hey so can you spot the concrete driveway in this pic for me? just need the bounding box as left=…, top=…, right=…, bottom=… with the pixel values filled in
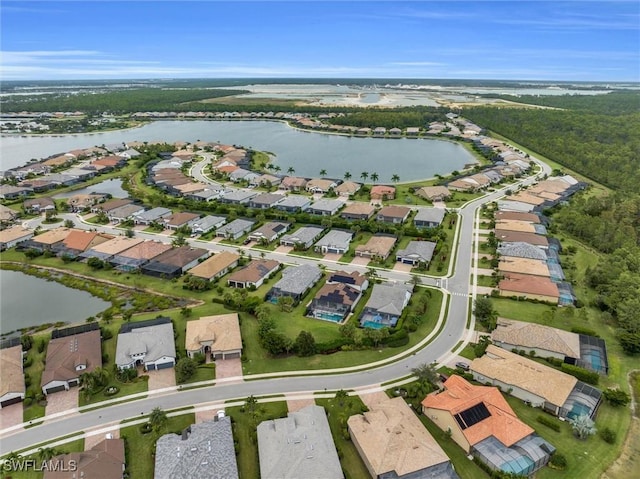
left=322, top=253, right=342, bottom=262
left=0, top=403, right=24, bottom=431
left=146, top=368, right=176, bottom=390
left=286, top=397, right=315, bottom=413
left=350, top=256, right=370, bottom=266
left=393, top=262, right=414, bottom=272
left=215, top=358, right=243, bottom=383
left=45, top=389, right=79, bottom=417
left=275, top=245, right=293, bottom=254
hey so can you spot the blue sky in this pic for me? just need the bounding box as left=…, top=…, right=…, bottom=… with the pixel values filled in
left=1, top=1, right=638, bottom=81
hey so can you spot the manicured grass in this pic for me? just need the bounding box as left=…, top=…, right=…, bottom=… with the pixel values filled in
left=315, top=395, right=371, bottom=479
left=226, top=401, right=288, bottom=479
left=79, top=376, right=149, bottom=407
left=418, top=415, right=491, bottom=479
left=505, top=396, right=628, bottom=479
left=120, top=413, right=195, bottom=479
left=22, top=333, right=50, bottom=423
left=475, top=275, right=496, bottom=287
left=6, top=439, right=85, bottom=479
left=183, top=363, right=216, bottom=384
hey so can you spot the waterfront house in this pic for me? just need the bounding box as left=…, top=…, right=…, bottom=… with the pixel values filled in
left=227, top=259, right=280, bottom=289
left=306, top=178, right=337, bottom=194
left=185, top=313, right=243, bottom=361
left=55, top=230, right=114, bottom=258
left=109, top=240, right=172, bottom=272
left=415, top=186, right=451, bottom=202
left=334, top=181, right=361, bottom=197
left=279, top=176, right=308, bottom=192
left=498, top=272, right=559, bottom=303
left=154, top=418, right=238, bottom=479
left=257, top=405, right=343, bottom=479
left=41, top=325, right=102, bottom=395
left=187, top=251, right=240, bottom=281
left=370, top=185, right=395, bottom=200
left=0, top=341, right=25, bottom=408
left=0, top=226, right=34, bottom=251
left=348, top=397, right=459, bottom=479
left=422, top=375, right=555, bottom=477
left=115, top=317, right=176, bottom=370
left=79, top=236, right=144, bottom=262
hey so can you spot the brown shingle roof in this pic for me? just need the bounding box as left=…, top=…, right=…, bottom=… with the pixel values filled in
left=495, top=230, right=549, bottom=247
left=165, top=212, right=199, bottom=227
left=118, top=240, right=172, bottom=260
left=494, top=211, right=541, bottom=223
left=341, top=202, right=375, bottom=217
left=227, top=259, right=279, bottom=284
left=355, top=235, right=397, bottom=258
left=151, top=246, right=208, bottom=268
left=378, top=205, right=410, bottom=219
left=495, top=220, right=537, bottom=234
left=499, top=272, right=559, bottom=298
left=41, top=330, right=102, bottom=386
left=95, top=198, right=132, bottom=212
left=44, top=439, right=125, bottom=479
left=422, top=375, right=534, bottom=447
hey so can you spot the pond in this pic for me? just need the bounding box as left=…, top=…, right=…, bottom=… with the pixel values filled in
left=1, top=120, right=476, bottom=182
left=53, top=178, right=129, bottom=199
left=0, top=270, right=110, bottom=335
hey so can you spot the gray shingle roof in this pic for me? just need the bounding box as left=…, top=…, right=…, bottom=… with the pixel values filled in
left=276, top=195, right=311, bottom=209
left=115, top=322, right=176, bottom=367
left=396, top=241, right=437, bottom=263
left=414, top=208, right=445, bottom=225
left=364, top=283, right=412, bottom=316
left=314, top=230, right=353, bottom=250
left=272, top=264, right=322, bottom=295
left=155, top=417, right=238, bottom=479
left=257, top=405, right=343, bottom=479
left=216, top=219, right=254, bottom=236
left=497, top=242, right=547, bottom=261
left=281, top=226, right=324, bottom=246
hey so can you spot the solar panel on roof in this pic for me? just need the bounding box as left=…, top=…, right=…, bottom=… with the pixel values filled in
left=455, top=402, right=491, bottom=429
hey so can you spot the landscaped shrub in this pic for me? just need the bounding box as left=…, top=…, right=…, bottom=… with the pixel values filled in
left=602, top=388, right=631, bottom=407
left=316, top=338, right=350, bottom=354
left=571, top=326, right=599, bottom=337
left=599, top=427, right=617, bottom=444
left=549, top=453, right=567, bottom=470
left=544, top=356, right=564, bottom=367
left=536, top=415, right=561, bottom=432
left=560, top=363, right=599, bottom=385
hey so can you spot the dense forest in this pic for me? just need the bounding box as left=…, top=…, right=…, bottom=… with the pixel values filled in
left=465, top=92, right=640, bottom=354
left=464, top=103, right=640, bottom=192
left=327, top=107, right=446, bottom=129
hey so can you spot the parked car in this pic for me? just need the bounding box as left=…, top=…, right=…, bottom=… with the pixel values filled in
left=455, top=361, right=470, bottom=371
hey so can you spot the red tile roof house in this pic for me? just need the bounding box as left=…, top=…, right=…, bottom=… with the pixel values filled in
left=498, top=272, right=560, bottom=304
left=422, top=375, right=555, bottom=477
left=227, top=259, right=280, bottom=289
left=41, top=328, right=102, bottom=395
left=376, top=205, right=411, bottom=224
left=370, top=185, right=396, bottom=200
left=279, top=176, right=308, bottom=192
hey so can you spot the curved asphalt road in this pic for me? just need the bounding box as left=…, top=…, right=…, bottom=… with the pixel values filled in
left=1, top=153, right=551, bottom=454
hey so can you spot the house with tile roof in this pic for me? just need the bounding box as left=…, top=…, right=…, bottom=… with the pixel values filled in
left=41, top=328, right=102, bottom=395
left=422, top=375, right=555, bottom=477
left=349, top=397, right=459, bottom=479
left=154, top=417, right=238, bottom=479
left=0, top=226, right=34, bottom=251
left=334, top=181, right=361, bottom=197
left=491, top=318, right=609, bottom=374
left=415, top=185, right=452, bottom=202
left=471, top=345, right=602, bottom=419
left=359, top=282, right=412, bottom=328
left=185, top=314, right=243, bottom=360
left=187, top=251, right=240, bottom=282
left=109, top=240, right=172, bottom=272
left=115, top=317, right=176, bottom=370
left=20, top=227, right=71, bottom=252
left=79, top=236, right=143, bottom=262
left=44, top=438, right=125, bottom=479
left=498, top=257, right=551, bottom=278
left=498, top=272, right=559, bottom=303
left=0, top=343, right=25, bottom=408
left=495, top=230, right=549, bottom=248
left=227, top=259, right=280, bottom=289
left=279, top=176, right=308, bottom=192
left=257, top=405, right=343, bottom=479
left=306, top=178, right=337, bottom=194
left=370, top=185, right=396, bottom=200
left=55, top=230, right=114, bottom=258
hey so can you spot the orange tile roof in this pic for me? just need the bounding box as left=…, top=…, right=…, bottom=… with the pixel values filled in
left=422, top=375, right=533, bottom=447
left=499, top=272, right=559, bottom=298
left=62, top=230, right=113, bottom=252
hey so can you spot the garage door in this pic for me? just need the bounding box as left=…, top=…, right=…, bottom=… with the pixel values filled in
left=45, top=385, right=66, bottom=394
left=224, top=352, right=241, bottom=360
left=155, top=361, right=174, bottom=370
left=1, top=397, right=23, bottom=408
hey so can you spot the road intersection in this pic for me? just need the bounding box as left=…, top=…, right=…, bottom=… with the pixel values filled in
left=1, top=154, right=551, bottom=455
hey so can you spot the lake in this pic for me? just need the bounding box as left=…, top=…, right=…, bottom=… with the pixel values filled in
left=53, top=178, right=129, bottom=199
left=0, top=120, right=476, bottom=182
left=0, top=270, right=110, bottom=334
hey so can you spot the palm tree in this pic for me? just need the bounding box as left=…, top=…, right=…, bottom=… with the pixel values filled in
left=37, top=447, right=58, bottom=462
left=287, top=166, right=295, bottom=175
left=319, top=169, right=327, bottom=177
left=149, top=407, right=168, bottom=434
left=335, top=389, right=349, bottom=408
left=344, top=171, right=352, bottom=181
left=370, top=172, right=379, bottom=183
left=360, top=171, right=369, bottom=183
left=273, top=165, right=281, bottom=173
left=391, top=173, right=400, bottom=183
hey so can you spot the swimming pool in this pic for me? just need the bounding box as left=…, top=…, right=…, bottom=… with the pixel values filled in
left=314, top=312, right=344, bottom=323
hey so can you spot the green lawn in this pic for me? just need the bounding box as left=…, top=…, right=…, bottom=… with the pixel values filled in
left=315, top=395, right=371, bottom=479
left=226, top=401, right=288, bottom=479
left=475, top=275, right=496, bottom=287
left=120, top=413, right=195, bottom=479
left=183, top=363, right=216, bottom=384
left=22, top=333, right=49, bottom=423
